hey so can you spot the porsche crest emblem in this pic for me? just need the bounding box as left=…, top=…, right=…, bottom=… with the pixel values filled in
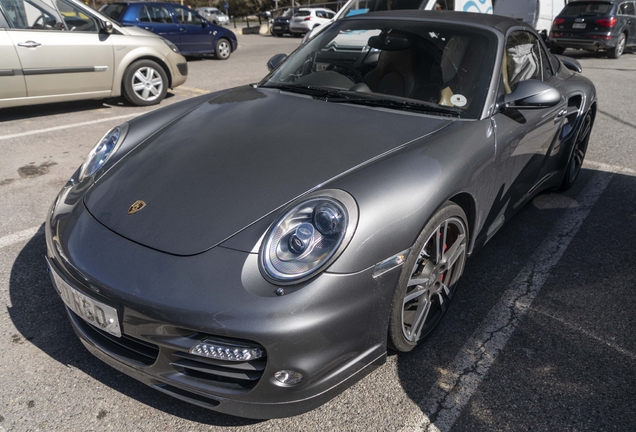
left=128, top=200, right=146, bottom=215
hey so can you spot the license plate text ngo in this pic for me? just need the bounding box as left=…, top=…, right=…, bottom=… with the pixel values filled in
left=48, top=262, right=122, bottom=337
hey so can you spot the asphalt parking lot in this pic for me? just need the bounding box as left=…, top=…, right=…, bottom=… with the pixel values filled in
left=1, top=31, right=635, bottom=431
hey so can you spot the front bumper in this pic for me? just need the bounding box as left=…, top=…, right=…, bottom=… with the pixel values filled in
left=167, top=52, right=188, bottom=88
left=45, top=185, right=397, bottom=418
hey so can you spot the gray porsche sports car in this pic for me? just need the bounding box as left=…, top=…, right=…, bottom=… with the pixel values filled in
left=46, top=11, right=596, bottom=419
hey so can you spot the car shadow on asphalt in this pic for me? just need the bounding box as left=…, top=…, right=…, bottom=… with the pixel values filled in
left=0, top=93, right=177, bottom=123
left=395, top=168, right=636, bottom=430
left=6, top=226, right=261, bottom=426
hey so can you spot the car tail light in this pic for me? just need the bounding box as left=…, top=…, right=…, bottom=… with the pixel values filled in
left=553, top=17, right=565, bottom=26
left=304, top=17, right=311, bottom=21
left=595, top=17, right=617, bottom=27
left=589, top=35, right=613, bottom=39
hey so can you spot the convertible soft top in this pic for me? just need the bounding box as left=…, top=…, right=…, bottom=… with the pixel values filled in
left=346, top=9, right=535, bottom=34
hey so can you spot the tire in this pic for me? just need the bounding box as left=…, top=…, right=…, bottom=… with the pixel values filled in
left=608, top=33, right=626, bottom=59
left=388, top=202, right=468, bottom=352
left=215, top=38, right=231, bottom=60
left=550, top=46, right=566, bottom=55
left=559, top=110, right=593, bottom=191
left=122, top=59, right=168, bottom=106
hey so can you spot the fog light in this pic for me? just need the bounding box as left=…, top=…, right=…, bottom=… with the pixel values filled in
left=190, top=339, right=264, bottom=362
left=274, top=370, right=303, bottom=385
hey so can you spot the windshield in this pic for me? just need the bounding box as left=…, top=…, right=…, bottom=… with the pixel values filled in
left=259, top=19, right=497, bottom=119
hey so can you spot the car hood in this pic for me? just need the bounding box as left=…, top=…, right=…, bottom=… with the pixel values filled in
left=118, top=24, right=158, bottom=38
left=84, top=86, right=452, bottom=256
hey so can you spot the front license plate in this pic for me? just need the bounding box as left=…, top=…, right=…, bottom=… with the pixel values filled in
left=48, top=262, right=121, bottom=337
left=273, top=25, right=281, bottom=29
left=573, top=23, right=586, bottom=29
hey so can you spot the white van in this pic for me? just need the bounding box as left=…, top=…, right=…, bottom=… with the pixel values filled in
left=303, top=0, right=493, bottom=41
left=494, top=0, right=565, bottom=36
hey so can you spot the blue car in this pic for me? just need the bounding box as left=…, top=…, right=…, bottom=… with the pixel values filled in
left=100, top=2, right=237, bottom=59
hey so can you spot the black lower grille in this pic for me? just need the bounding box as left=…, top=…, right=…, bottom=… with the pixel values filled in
left=69, top=308, right=159, bottom=366
left=171, top=348, right=266, bottom=391
left=156, top=383, right=220, bottom=408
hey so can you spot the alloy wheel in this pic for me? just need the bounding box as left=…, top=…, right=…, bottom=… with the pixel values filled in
left=131, top=67, right=163, bottom=102
left=401, top=216, right=467, bottom=343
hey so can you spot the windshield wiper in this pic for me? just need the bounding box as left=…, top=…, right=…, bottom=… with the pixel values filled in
left=260, top=84, right=461, bottom=116
left=259, top=83, right=347, bottom=99
left=327, top=97, right=462, bottom=117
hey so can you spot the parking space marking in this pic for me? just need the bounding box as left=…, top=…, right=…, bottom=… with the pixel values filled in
left=0, top=114, right=137, bottom=142
left=530, top=307, right=636, bottom=361
left=0, top=225, right=43, bottom=250
left=173, top=86, right=211, bottom=96
left=584, top=159, right=636, bottom=176
left=403, top=171, right=614, bottom=432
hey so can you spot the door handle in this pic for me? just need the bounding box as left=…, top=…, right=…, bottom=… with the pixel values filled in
left=554, top=109, right=567, bottom=124
left=17, top=40, right=41, bottom=48
left=144, top=26, right=152, bottom=30
left=180, top=27, right=186, bottom=32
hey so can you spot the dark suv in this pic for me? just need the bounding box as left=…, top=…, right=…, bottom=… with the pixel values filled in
left=549, top=0, right=636, bottom=58
left=270, top=7, right=299, bottom=37
left=100, top=2, right=237, bottom=59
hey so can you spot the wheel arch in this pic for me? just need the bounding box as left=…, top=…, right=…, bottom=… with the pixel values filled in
left=111, top=50, right=174, bottom=97
left=216, top=36, right=234, bottom=52
left=449, top=192, right=477, bottom=254
left=120, top=56, right=174, bottom=92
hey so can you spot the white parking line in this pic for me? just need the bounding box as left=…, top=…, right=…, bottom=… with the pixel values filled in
left=584, top=159, right=636, bottom=176
left=0, top=225, right=44, bottom=250
left=0, top=114, right=137, bottom=142
left=403, top=171, right=614, bottom=432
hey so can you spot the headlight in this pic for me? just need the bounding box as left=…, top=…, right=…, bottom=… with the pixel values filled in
left=163, top=38, right=180, bottom=54
left=260, top=190, right=358, bottom=284
left=79, top=124, right=128, bottom=181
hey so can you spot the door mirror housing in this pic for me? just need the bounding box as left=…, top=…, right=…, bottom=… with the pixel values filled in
left=504, top=79, right=561, bottom=109
left=267, top=53, right=287, bottom=71
left=101, top=20, right=113, bottom=34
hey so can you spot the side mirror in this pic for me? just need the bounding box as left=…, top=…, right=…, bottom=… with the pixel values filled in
left=267, top=53, right=287, bottom=71
left=102, top=20, right=113, bottom=34
left=554, top=55, right=582, bottom=73
left=504, top=79, right=561, bottom=109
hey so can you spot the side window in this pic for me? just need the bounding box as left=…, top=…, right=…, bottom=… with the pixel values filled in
left=144, top=5, right=172, bottom=23
left=138, top=5, right=150, bottom=22
left=55, top=0, right=97, bottom=31
left=174, top=6, right=204, bottom=25
left=0, top=0, right=63, bottom=30
left=327, top=12, right=335, bottom=18
left=435, top=0, right=455, bottom=11
left=620, top=2, right=635, bottom=15
left=503, top=31, right=553, bottom=94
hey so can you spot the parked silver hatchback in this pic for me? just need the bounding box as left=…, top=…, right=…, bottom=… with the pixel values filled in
left=0, top=0, right=188, bottom=108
